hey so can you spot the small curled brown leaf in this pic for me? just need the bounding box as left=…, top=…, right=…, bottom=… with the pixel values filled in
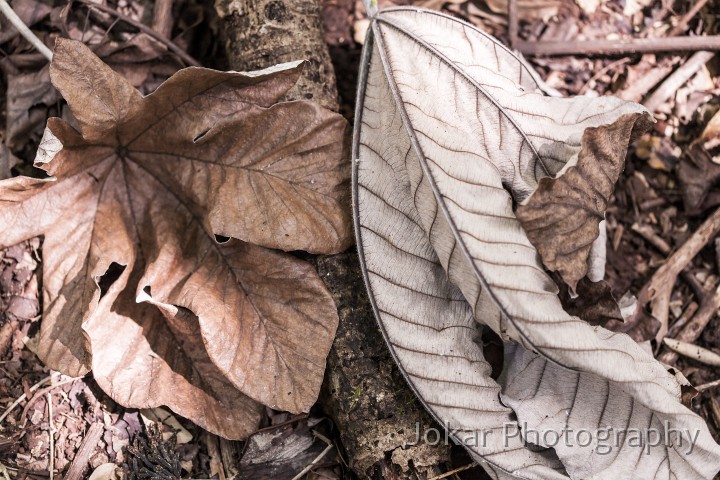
left=516, top=112, right=653, bottom=291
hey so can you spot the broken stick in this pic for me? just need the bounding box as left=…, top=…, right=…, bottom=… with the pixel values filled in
left=631, top=222, right=705, bottom=301
left=517, top=36, right=720, bottom=56
left=644, top=51, right=715, bottom=112
left=64, top=423, right=104, bottom=480
left=633, top=207, right=720, bottom=343
left=663, top=337, right=720, bottom=367
left=659, top=283, right=720, bottom=365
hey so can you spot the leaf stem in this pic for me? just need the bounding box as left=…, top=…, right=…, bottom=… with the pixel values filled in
left=0, top=374, right=51, bottom=424
left=362, top=0, right=377, bottom=20
left=0, top=0, right=52, bottom=60
left=47, top=392, right=54, bottom=480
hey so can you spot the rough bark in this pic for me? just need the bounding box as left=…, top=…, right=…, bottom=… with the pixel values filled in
left=317, top=253, right=451, bottom=478
left=218, top=1, right=452, bottom=477
left=215, top=0, right=339, bottom=110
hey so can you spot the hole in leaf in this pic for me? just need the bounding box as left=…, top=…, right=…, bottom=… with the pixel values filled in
left=193, top=128, right=211, bottom=143
left=480, top=327, right=504, bottom=380
left=288, top=250, right=313, bottom=262
left=214, top=235, right=230, bottom=244
left=97, top=262, right=127, bottom=300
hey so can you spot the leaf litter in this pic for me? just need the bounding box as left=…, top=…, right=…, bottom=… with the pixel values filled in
left=4, top=0, right=720, bottom=477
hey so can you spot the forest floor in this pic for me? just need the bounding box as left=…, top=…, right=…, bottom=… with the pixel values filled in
left=1, top=0, right=720, bottom=479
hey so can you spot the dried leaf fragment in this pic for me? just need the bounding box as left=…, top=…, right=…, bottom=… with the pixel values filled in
left=557, top=277, right=622, bottom=326
left=517, top=112, right=653, bottom=291
left=678, top=111, right=720, bottom=213
left=0, top=38, right=351, bottom=438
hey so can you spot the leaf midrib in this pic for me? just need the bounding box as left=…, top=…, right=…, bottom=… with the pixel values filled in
left=374, top=14, right=551, bottom=178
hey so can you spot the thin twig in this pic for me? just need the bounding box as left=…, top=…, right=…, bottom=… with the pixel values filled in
left=639, top=197, right=669, bottom=210
left=19, top=377, right=80, bottom=428
left=709, top=398, right=720, bottom=428
left=204, top=432, right=226, bottom=480
left=631, top=223, right=705, bottom=301
left=654, top=208, right=720, bottom=280
left=218, top=437, right=239, bottom=479
left=47, top=393, right=54, bottom=480
left=618, top=0, right=707, bottom=101
left=669, top=0, right=712, bottom=37
left=644, top=50, right=715, bottom=111
left=74, top=0, right=200, bottom=67
left=667, top=300, right=699, bottom=338
left=652, top=287, right=673, bottom=343
left=620, top=63, right=676, bottom=102
left=0, top=375, right=51, bottom=425
left=290, top=444, right=334, bottom=480
left=428, top=463, right=478, bottom=480
left=253, top=413, right=309, bottom=434
left=632, top=223, right=672, bottom=253
left=152, top=0, right=174, bottom=39
left=696, top=378, right=720, bottom=391
left=64, top=423, right=104, bottom=480
left=578, top=57, right=630, bottom=95
left=516, top=35, right=720, bottom=56
left=634, top=207, right=720, bottom=343
left=659, top=283, right=720, bottom=365
left=507, top=0, right=518, bottom=48
left=0, top=0, right=52, bottom=60
left=663, top=337, right=720, bottom=366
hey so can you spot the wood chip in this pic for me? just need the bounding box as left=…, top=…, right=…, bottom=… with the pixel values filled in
left=65, top=422, right=104, bottom=480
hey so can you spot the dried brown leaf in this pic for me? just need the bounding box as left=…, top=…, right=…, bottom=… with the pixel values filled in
left=558, top=277, right=622, bottom=325
left=605, top=304, right=660, bottom=343
left=678, top=113, right=720, bottom=213
left=559, top=274, right=660, bottom=341
left=677, top=138, right=720, bottom=213
left=516, top=112, right=653, bottom=291
left=0, top=145, right=19, bottom=180
left=6, top=66, right=58, bottom=150
left=0, top=38, right=351, bottom=438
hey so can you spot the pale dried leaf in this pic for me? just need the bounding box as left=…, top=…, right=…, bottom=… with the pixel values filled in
left=354, top=41, right=565, bottom=477
left=353, top=7, right=720, bottom=478
left=585, top=219, right=606, bottom=282
left=502, top=343, right=720, bottom=479
left=88, top=463, right=121, bottom=480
